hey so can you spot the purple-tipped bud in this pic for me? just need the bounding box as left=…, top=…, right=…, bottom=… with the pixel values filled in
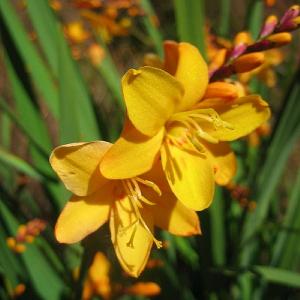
left=277, top=5, right=300, bottom=32
left=230, top=44, right=247, bottom=59
left=260, top=15, right=278, bottom=38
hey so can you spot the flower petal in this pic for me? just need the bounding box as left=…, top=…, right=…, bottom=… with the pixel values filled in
left=110, top=197, right=153, bottom=277
left=149, top=191, right=201, bottom=236
left=161, top=142, right=215, bottom=211
left=100, top=121, right=164, bottom=179
left=142, top=162, right=201, bottom=235
left=164, top=41, right=208, bottom=111
left=122, top=66, right=184, bottom=136
left=198, top=95, right=271, bottom=141
left=50, top=141, right=111, bottom=196
left=55, top=184, right=114, bottom=243
left=203, top=142, right=237, bottom=185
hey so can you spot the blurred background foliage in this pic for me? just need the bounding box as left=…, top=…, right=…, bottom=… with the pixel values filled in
left=0, top=0, right=300, bottom=299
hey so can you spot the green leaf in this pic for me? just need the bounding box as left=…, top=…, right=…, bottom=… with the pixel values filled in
left=58, top=36, right=101, bottom=143
left=0, top=0, right=59, bottom=118
left=0, top=147, right=43, bottom=181
left=26, top=0, right=60, bottom=77
left=218, top=0, right=231, bottom=37
left=253, top=266, right=300, bottom=288
left=140, top=0, right=163, bottom=57
left=209, top=187, right=226, bottom=266
left=174, top=0, right=206, bottom=57
left=247, top=0, right=264, bottom=39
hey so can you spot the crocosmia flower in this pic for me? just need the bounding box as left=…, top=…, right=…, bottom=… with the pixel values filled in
left=50, top=141, right=200, bottom=277
left=100, top=42, right=271, bottom=211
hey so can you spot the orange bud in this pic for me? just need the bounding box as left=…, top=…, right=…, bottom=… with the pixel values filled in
left=13, top=284, right=26, bottom=297
left=146, top=258, right=164, bottom=269
left=25, top=235, right=35, bottom=243
left=88, top=44, right=105, bottom=66
left=125, top=282, right=161, bottom=297
left=256, top=122, right=271, bottom=136
left=15, top=244, right=26, bottom=253
left=233, top=52, right=265, bottom=73
left=234, top=31, right=252, bottom=46
left=17, top=225, right=27, bottom=236
left=6, top=237, right=16, bottom=249
left=208, top=48, right=227, bottom=74
left=50, top=0, right=62, bottom=11
left=265, top=0, right=276, bottom=7
left=266, top=32, right=292, bottom=47
left=248, top=132, right=260, bottom=147
left=203, top=82, right=238, bottom=101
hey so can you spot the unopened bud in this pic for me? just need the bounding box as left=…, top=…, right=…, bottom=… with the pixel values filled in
left=88, top=44, right=105, bottom=66
left=125, top=282, right=161, bottom=297
left=203, top=82, right=238, bottom=101
left=208, top=48, right=228, bottom=76
left=13, top=284, right=26, bottom=297
left=234, top=31, right=252, bottom=46
left=278, top=5, right=300, bottom=31
left=25, top=235, right=35, bottom=243
left=267, top=32, right=292, bottom=47
left=233, top=52, right=265, bottom=73
left=7, top=237, right=16, bottom=249
left=15, top=244, right=26, bottom=253
left=265, top=0, right=275, bottom=7
left=260, top=15, right=278, bottom=37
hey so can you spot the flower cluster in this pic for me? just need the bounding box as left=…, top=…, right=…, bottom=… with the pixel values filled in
left=209, top=5, right=300, bottom=82
left=6, top=219, right=47, bottom=253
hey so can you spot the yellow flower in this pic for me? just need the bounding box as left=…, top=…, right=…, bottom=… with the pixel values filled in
left=100, top=41, right=271, bottom=211
left=50, top=141, right=200, bottom=277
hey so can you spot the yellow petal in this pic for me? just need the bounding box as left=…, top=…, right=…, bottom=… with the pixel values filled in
left=203, top=142, right=237, bottom=185
left=149, top=190, right=201, bottom=236
left=110, top=197, right=153, bottom=277
left=55, top=184, right=114, bottom=243
left=100, top=121, right=164, bottom=179
left=122, top=66, right=184, bottom=136
left=50, top=142, right=111, bottom=196
left=164, top=41, right=208, bottom=111
left=198, top=95, right=271, bottom=141
left=142, top=162, right=201, bottom=235
left=161, top=142, right=215, bottom=211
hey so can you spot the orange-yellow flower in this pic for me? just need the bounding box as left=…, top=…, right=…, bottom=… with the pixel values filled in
left=50, top=141, right=200, bottom=277
left=100, top=42, right=271, bottom=211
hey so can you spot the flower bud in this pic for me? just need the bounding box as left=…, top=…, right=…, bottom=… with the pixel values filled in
left=203, top=82, right=238, bottom=101
left=125, top=282, right=161, bottom=297
left=260, top=15, right=278, bottom=37
left=88, top=44, right=105, bottom=66
left=234, top=31, right=252, bottom=46
left=233, top=52, right=265, bottom=73
left=266, top=32, right=292, bottom=47
left=208, top=48, right=228, bottom=76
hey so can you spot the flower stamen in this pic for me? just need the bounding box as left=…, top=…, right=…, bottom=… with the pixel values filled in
left=121, top=179, right=162, bottom=249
